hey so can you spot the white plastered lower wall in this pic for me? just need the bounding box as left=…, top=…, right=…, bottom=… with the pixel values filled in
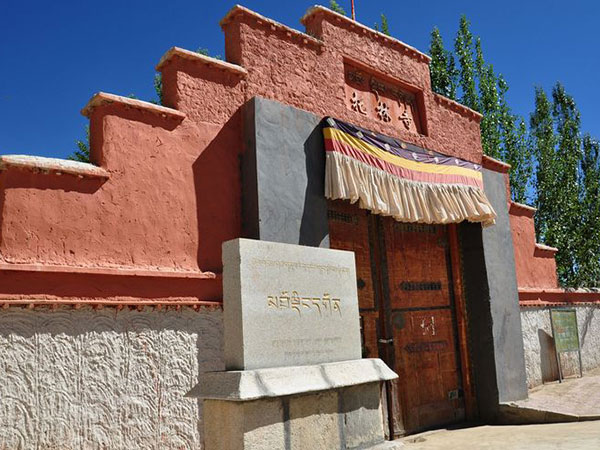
left=520, top=305, right=600, bottom=389
left=0, top=306, right=224, bottom=450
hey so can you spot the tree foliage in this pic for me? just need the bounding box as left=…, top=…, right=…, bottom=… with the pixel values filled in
left=429, top=16, right=600, bottom=286
left=547, top=84, right=583, bottom=285
left=454, top=15, right=478, bottom=111
left=68, top=125, right=90, bottom=163
left=429, top=27, right=457, bottom=99
left=498, top=75, right=532, bottom=203
left=429, top=16, right=531, bottom=200
left=374, top=14, right=390, bottom=36
left=475, top=37, right=501, bottom=159
left=578, top=135, right=600, bottom=285
left=329, top=0, right=346, bottom=16
left=153, top=73, right=163, bottom=105
left=529, top=83, right=600, bottom=287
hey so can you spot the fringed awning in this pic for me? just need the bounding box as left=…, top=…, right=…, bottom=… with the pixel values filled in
left=323, top=117, right=496, bottom=227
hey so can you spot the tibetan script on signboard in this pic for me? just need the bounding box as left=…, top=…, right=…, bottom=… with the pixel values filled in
left=267, top=291, right=341, bottom=317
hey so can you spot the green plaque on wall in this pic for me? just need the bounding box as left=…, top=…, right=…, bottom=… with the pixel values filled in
left=550, top=309, right=580, bottom=353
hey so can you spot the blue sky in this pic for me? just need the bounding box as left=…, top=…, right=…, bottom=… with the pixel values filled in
left=1, top=0, right=599, bottom=159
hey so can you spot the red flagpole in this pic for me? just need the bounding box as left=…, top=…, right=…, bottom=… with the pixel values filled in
left=351, top=0, right=355, bottom=20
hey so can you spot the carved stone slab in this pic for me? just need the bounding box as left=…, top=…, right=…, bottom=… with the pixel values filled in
left=188, top=359, right=397, bottom=401
left=222, top=238, right=362, bottom=370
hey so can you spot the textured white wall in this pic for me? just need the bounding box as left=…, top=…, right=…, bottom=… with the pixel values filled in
left=521, top=306, right=600, bottom=388
left=0, top=306, right=224, bottom=450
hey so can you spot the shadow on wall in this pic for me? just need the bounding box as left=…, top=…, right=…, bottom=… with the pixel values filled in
left=0, top=167, right=107, bottom=194
left=579, top=308, right=595, bottom=348
left=538, top=328, right=560, bottom=383
left=299, top=121, right=329, bottom=248
left=193, top=111, right=243, bottom=273
left=0, top=270, right=221, bottom=302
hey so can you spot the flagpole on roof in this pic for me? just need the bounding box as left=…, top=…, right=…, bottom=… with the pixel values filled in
left=351, top=0, right=355, bottom=20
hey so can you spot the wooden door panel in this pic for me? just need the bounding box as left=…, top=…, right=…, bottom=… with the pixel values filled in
left=360, top=312, right=379, bottom=359
left=386, top=219, right=466, bottom=433
left=393, top=309, right=464, bottom=431
left=327, top=200, right=375, bottom=310
left=384, top=222, right=451, bottom=310
left=327, top=200, right=380, bottom=359
left=327, top=200, right=469, bottom=435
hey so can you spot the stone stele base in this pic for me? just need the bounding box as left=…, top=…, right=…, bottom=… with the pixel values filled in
left=189, top=358, right=401, bottom=450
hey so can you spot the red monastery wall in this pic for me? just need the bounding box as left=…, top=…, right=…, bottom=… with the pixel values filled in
left=483, top=156, right=600, bottom=307
left=0, top=5, right=525, bottom=308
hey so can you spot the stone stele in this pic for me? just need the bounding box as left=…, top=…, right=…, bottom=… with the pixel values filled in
left=223, top=238, right=362, bottom=370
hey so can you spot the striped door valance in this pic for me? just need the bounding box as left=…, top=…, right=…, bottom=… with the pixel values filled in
left=323, top=117, right=496, bottom=227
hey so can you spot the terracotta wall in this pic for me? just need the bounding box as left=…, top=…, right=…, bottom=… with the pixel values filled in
left=0, top=5, right=485, bottom=305
left=483, top=156, right=600, bottom=306
left=509, top=203, right=558, bottom=290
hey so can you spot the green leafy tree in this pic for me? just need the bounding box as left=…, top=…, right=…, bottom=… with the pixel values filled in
left=374, top=14, right=390, bottom=36
left=532, top=84, right=582, bottom=286
left=550, top=83, right=583, bottom=286
left=153, top=73, right=163, bottom=105
left=506, top=117, right=532, bottom=204
left=474, top=37, right=501, bottom=158
left=329, top=0, right=346, bottom=16
left=497, top=75, right=532, bottom=202
left=429, top=27, right=457, bottom=99
left=68, top=125, right=91, bottom=163
left=530, top=87, right=556, bottom=241
left=454, top=15, right=478, bottom=111
left=380, top=14, right=390, bottom=35
left=577, top=135, right=600, bottom=285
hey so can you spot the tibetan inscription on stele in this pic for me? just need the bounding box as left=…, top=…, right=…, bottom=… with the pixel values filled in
left=222, top=238, right=362, bottom=370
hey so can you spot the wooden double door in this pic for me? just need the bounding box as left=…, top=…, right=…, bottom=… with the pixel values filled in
left=327, top=200, right=474, bottom=436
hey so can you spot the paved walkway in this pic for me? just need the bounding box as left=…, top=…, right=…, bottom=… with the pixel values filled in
left=512, top=368, right=600, bottom=418
left=400, top=421, right=600, bottom=449
left=397, top=369, right=600, bottom=449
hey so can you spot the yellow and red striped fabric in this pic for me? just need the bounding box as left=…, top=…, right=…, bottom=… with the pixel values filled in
left=323, top=118, right=483, bottom=189
left=322, top=117, right=496, bottom=226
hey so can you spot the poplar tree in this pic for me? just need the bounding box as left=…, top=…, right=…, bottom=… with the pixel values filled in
left=475, top=37, right=501, bottom=158
left=531, top=84, right=582, bottom=286
left=429, top=27, right=457, bottom=100
left=551, top=83, right=582, bottom=286
left=329, top=0, right=346, bottom=16
left=380, top=14, right=390, bottom=35
left=507, top=118, right=532, bottom=204
left=498, top=75, right=532, bottom=203
left=68, top=125, right=91, bottom=163
left=530, top=87, right=555, bottom=240
left=374, top=14, right=390, bottom=35
left=578, top=135, right=600, bottom=285
left=454, top=15, right=478, bottom=111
